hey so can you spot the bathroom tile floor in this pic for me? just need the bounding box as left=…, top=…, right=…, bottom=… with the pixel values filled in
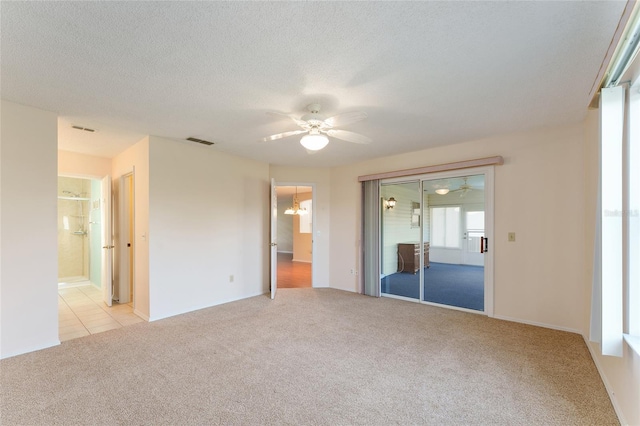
left=58, top=285, right=144, bottom=342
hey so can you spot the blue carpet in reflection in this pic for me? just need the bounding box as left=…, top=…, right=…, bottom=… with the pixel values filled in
left=381, top=262, right=484, bottom=311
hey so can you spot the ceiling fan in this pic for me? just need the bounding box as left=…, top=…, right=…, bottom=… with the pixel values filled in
left=450, top=177, right=481, bottom=197
left=262, top=104, right=371, bottom=152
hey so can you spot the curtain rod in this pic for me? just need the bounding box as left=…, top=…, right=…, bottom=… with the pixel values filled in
left=357, top=156, right=504, bottom=182
left=588, top=0, right=639, bottom=109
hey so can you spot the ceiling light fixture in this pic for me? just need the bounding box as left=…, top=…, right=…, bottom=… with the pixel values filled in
left=435, top=188, right=450, bottom=195
left=284, top=187, right=308, bottom=216
left=300, top=130, right=329, bottom=151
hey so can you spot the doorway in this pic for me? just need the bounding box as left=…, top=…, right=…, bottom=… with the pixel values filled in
left=378, top=167, right=494, bottom=314
left=275, top=185, right=313, bottom=288
left=422, top=174, right=485, bottom=311
left=57, top=174, right=142, bottom=341
left=57, top=176, right=101, bottom=288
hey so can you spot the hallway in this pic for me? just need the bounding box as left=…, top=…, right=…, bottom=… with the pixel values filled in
left=277, top=253, right=311, bottom=288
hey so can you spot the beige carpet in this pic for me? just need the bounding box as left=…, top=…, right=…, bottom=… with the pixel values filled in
left=1, top=289, right=618, bottom=425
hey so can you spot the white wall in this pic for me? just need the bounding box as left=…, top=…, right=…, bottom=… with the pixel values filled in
left=277, top=195, right=293, bottom=253
left=147, top=136, right=269, bottom=321
left=269, top=166, right=331, bottom=287
left=1, top=100, right=59, bottom=358
left=112, top=137, right=150, bottom=319
left=583, top=110, right=640, bottom=425
left=330, top=123, right=587, bottom=334
left=58, top=150, right=111, bottom=178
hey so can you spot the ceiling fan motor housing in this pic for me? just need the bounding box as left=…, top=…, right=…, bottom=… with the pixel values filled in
left=301, top=103, right=325, bottom=126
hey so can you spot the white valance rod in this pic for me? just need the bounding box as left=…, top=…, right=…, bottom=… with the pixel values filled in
left=357, top=156, right=504, bottom=182
left=588, top=0, right=639, bottom=108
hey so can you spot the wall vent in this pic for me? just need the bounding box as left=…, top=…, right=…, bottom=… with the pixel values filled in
left=186, top=137, right=214, bottom=146
left=71, top=125, right=96, bottom=132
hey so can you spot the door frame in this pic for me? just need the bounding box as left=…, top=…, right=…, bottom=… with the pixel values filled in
left=101, top=175, right=114, bottom=307
left=273, top=181, right=317, bottom=289
left=379, top=165, right=495, bottom=317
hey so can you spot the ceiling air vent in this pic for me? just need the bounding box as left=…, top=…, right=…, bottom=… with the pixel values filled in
left=186, top=137, right=214, bottom=146
left=71, top=125, right=96, bottom=132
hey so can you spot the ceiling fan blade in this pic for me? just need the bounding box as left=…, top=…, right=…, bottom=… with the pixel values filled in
left=323, top=111, right=367, bottom=128
left=262, top=130, right=307, bottom=142
left=267, top=111, right=309, bottom=128
left=325, top=129, right=371, bottom=144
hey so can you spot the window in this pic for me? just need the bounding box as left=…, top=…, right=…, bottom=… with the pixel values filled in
left=629, top=79, right=639, bottom=339
left=595, top=77, right=640, bottom=356
left=430, top=206, right=460, bottom=248
left=591, top=0, right=640, bottom=357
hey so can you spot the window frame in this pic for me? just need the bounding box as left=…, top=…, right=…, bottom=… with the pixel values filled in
left=429, top=205, right=462, bottom=249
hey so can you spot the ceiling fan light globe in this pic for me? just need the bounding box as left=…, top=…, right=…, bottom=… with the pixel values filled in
left=300, top=134, right=329, bottom=151
left=435, top=188, right=450, bottom=195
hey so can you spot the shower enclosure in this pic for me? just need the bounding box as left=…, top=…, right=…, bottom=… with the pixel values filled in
left=58, top=176, right=102, bottom=288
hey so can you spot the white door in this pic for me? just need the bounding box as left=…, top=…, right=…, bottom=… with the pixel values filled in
left=118, top=173, right=133, bottom=304
left=101, top=175, right=114, bottom=307
left=463, top=209, right=485, bottom=266
left=270, top=178, right=278, bottom=299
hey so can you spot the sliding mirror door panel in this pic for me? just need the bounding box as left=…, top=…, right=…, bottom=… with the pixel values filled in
left=380, top=181, right=421, bottom=300
left=422, top=175, right=485, bottom=311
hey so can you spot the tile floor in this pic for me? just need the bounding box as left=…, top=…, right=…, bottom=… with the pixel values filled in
left=58, top=285, right=144, bottom=342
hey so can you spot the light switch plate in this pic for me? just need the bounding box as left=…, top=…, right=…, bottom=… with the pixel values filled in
left=508, top=232, right=516, bottom=242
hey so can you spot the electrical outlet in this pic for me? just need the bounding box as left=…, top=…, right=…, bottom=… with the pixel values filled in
left=508, top=232, right=516, bottom=242
left=229, top=275, right=234, bottom=283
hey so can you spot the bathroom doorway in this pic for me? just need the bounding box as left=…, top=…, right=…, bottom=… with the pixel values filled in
left=57, top=175, right=142, bottom=341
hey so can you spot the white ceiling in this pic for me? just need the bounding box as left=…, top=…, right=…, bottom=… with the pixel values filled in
left=1, top=2, right=626, bottom=167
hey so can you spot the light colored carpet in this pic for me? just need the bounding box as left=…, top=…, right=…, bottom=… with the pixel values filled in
left=1, top=288, right=618, bottom=425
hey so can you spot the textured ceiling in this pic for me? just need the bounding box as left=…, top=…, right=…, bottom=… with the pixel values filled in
left=0, top=1, right=626, bottom=167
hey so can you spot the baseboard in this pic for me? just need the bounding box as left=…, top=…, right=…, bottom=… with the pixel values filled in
left=492, top=314, right=582, bottom=334
left=147, top=290, right=266, bottom=322
left=1, top=339, right=60, bottom=360
left=133, top=309, right=150, bottom=322
left=292, top=258, right=311, bottom=263
left=582, top=335, right=627, bottom=425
